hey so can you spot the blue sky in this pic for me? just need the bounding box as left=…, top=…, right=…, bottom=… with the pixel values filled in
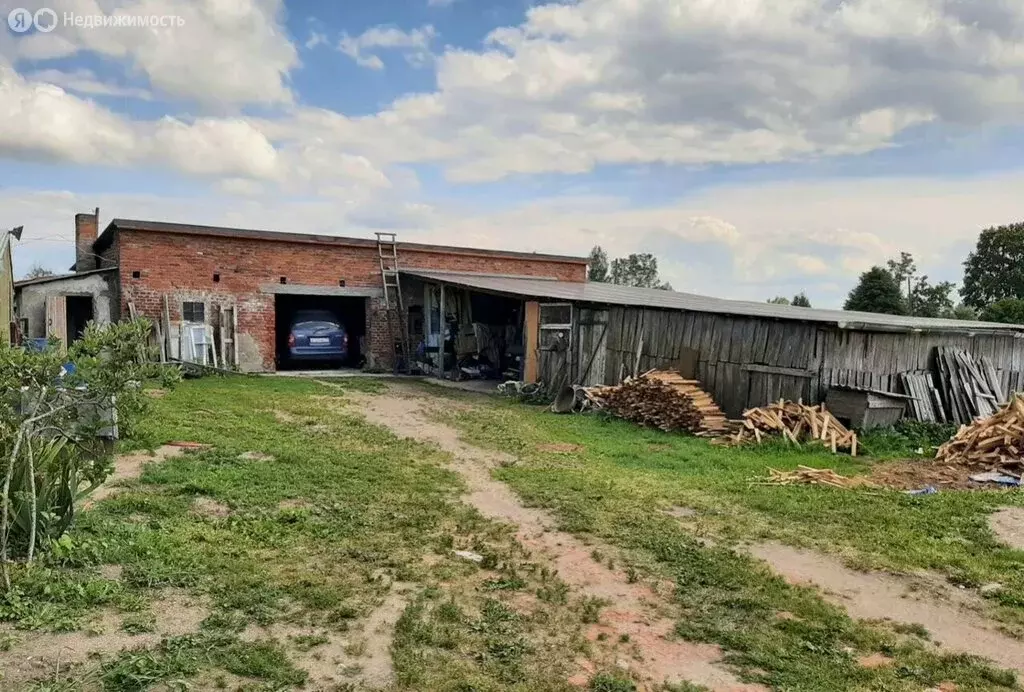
left=2, top=0, right=1023, bottom=307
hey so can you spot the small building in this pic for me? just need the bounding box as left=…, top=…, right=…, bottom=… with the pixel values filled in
left=14, top=268, right=119, bottom=347
left=398, top=271, right=1024, bottom=418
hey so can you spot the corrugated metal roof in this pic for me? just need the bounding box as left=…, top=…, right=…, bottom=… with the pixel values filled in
left=403, top=270, right=1024, bottom=334
left=14, top=267, right=117, bottom=288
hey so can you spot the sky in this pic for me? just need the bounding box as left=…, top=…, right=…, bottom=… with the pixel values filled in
left=1, top=0, right=1023, bottom=307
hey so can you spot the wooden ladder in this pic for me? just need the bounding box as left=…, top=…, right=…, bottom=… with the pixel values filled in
left=376, top=232, right=411, bottom=373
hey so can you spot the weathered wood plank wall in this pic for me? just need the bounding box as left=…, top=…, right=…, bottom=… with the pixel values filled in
left=592, top=305, right=1024, bottom=417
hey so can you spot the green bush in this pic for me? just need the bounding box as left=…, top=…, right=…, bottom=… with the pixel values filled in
left=0, top=320, right=178, bottom=585
left=857, top=420, right=958, bottom=458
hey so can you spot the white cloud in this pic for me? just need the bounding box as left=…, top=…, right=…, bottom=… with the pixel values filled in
left=0, top=69, right=397, bottom=194
left=3, top=0, right=298, bottom=108
left=272, top=0, right=1024, bottom=181
left=305, top=29, right=328, bottom=50
left=26, top=68, right=152, bottom=100
left=338, top=24, right=437, bottom=70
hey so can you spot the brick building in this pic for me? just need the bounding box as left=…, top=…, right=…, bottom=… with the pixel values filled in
left=63, top=209, right=587, bottom=373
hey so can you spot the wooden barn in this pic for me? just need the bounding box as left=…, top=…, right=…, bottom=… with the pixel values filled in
left=400, top=270, right=1024, bottom=419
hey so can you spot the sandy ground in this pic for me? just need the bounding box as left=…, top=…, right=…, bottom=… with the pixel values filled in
left=749, top=542, right=1024, bottom=674
left=989, top=507, right=1024, bottom=551
left=350, top=383, right=764, bottom=692
left=242, top=584, right=412, bottom=690
left=87, top=444, right=189, bottom=504
left=0, top=590, right=208, bottom=687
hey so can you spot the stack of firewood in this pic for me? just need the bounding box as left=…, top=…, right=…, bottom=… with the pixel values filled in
left=935, top=394, right=1024, bottom=470
left=732, top=400, right=858, bottom=455
left=581, top=370, right=731, bottom=437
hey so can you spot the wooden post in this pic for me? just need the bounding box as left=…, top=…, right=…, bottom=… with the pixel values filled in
left=439, top=283, right=446, bottom=378
left=524, top=301, right=540, bottom=383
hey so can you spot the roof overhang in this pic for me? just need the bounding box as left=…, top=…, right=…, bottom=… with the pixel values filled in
left=402, top=270, right=1024, bottom=335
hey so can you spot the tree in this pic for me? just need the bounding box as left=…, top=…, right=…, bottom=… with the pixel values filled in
left=961, top=223, right=1024, bottom=309
left=947, top=304, right=978, bottom=321
left=23, top=264, right=54, bottom=280
left=909, top=276, right=955, bottom=318
left=587, top=246, right=609, bottom=282
left=766, top=296, right=790, bottom=305
left=609, top=253, right=672, bottom=290
left=791, top=292, right=812, bottom=307
left=886, top=251, right=917, bottom=291
left=979, top=299, right=1024, bottom=325
left=844, top=266, right=907, bottom=315
left=877, top=251, right=954, bottom=317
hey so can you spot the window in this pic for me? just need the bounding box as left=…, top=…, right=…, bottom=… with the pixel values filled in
left=131, top=270, right=141, bottom=279
left=279, top=276, right=288, bottom=284
left=182, top=301, right=205, bottom=323
left=213, top=272, right=221, bottom=283
left=338, top=279, right=346, bottom=287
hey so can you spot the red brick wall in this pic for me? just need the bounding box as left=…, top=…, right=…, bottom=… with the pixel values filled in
left=116, top=230, right=586, bottom=371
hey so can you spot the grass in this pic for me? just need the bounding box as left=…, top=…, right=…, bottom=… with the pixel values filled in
left=6, top=376, right=1024, bottom=690
left=0, top=377, right=588, bottom=690
left=427, top=390, right=1024, bottom=690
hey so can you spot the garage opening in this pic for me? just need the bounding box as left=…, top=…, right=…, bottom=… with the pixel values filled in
left=408, top=279, right=526, bottom=381
left=274, top=294, right=367, bottom=370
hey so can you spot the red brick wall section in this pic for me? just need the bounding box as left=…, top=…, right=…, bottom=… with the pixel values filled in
left=117, top=230, right=586, bottom=371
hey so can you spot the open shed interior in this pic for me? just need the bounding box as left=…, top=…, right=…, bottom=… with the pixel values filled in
left=405, top=279, right=525, bottom=381
left=274, top=294, right=367, bottom=370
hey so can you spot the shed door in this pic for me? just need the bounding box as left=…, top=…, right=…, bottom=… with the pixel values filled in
left=538, top=303, right=573, bottom=387
left=576, top=308, right=609, bottom=386
left=45, top=295, right=67, bottom=349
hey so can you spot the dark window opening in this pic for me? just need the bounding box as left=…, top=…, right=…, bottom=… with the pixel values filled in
left=213, top=272, right=221, bottom=283
left=182, top=301, right=205, bottom=323
left=339, top=279, right=346, bottom=287
left=131, top=270, right=141, bottom=279
left=280, top=276, right=288, bottom=285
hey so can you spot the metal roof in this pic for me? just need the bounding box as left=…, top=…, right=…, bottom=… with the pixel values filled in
left=94, top=219, right=588, bottom=265
left=403, top=270, right=1024, bottom=334
left=14, top=267, right=117, bottom=288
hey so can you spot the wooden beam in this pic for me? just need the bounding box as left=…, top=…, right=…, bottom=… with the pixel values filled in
left=524, top=301, right=540, bottom=383
left=741, top=363, right=815, bottom=378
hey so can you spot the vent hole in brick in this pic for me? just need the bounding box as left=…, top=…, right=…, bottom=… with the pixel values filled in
left=131, top=270, right=141, bottom=279
left=279, top=276, right=288, bottom=285
left=339, top=279, right=346, bottom=287
left=213, top=272, right=220, bottom=283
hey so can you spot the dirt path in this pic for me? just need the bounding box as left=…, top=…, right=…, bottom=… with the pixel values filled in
left=750, top=542, right=1024, bottom=674
left=350, top=384, right=763, bottom=692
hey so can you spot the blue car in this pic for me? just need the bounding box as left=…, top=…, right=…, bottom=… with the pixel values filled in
left=288, top=310, right=349, bottom=362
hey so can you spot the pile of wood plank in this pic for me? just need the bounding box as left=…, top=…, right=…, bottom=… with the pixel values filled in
left=936, top=347, right=1006, bottom=425
left=732, top=400, right=858, bottom=455
left=899, top=372, right=947, bottom=423
left=935, top=394, right=1024, bottom=471
left=580, top=369, right=731, bottom=436
left=755, top=466, right=867, bottom=489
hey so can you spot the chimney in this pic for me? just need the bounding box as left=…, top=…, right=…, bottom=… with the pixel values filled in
left=74, top=207, right=99, bottom=271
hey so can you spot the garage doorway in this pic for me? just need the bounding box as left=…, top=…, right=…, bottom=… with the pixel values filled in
left=274, top=294, right=367, bottom=371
